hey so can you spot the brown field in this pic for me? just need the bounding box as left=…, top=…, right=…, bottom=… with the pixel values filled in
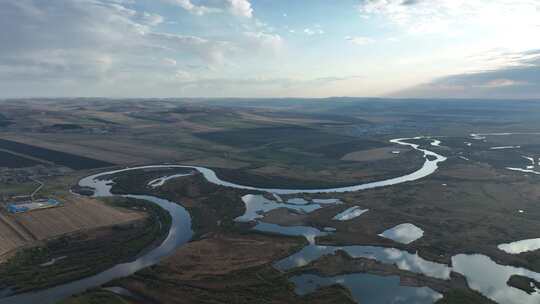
left=0, top=195, right=145, bottom=261
left=114, top=232, right=354, bottom=304
left=157, top=232, right=301, bottom=280
left=0, top=133, right=178, bottom=165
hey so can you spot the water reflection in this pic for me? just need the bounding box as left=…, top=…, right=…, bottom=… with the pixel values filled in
left=453, top=254, right=540, bottom=304
left=274, top=231, right=540, bottom=304
left=490, top=146, right=521, bottom=150
left=498, top=238, right=540, bottom=254
left=291, top=273, right=442, bottom=304
left=286, top=198, right=310, bottom=205
left=147, top=173, right=192, bottom=188
left=332, top=206, right=368, bottom=221
left=253, top=222, right=328, bottom=244
left=312, top=198, right=343, bottom=205
left=274, top=245, right=451, bottom=280
left=379, top=223, right=424, bottom=245
left=506, top=167, right=540, bottom=175
left=234, top=194, right=324, bottom=222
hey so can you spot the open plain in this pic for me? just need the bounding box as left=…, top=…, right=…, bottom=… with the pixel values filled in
left=1, top=98, right=540, bottom=303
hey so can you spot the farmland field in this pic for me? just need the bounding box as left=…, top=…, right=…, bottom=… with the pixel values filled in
left=0, top=175, right=146, bottom=261
left=0, top=197, right=168, bottom=293
left=0, top=138, right=114, bottom=170
left=0, top=151, right=41, bottom=168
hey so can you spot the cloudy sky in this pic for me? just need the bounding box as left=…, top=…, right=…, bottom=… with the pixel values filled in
left=1, top=0, right=540, bottom=98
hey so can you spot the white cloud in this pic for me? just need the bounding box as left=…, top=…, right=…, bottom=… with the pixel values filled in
left=345, top=36, right=374, bottom=45
left=476, top=78, right=529, bottom=88
left=243, top=31, right=283, bottom=54
left=166, top=0, right=215, bottom=15
left=0, top=0, right=296, bottom=97
left=0, top=0, right=236, bottom=86
left=227, top=0, right=253, bottom=18
left=304, top=28, right=325, bottom=36
left=141, top=12, right=164, bottom=26
left=145, top=32, right=234, bottom=64
left=392, top=49, right=540, bottom=98
left=163, top=0, right=253, bottom=18
left=162, top=74, right=365, bottom=97
left=174, top=69, right=193, bottom=81
left=357, top=0, right=540, bottom=39
left=163, top=58, right=178, bottom=66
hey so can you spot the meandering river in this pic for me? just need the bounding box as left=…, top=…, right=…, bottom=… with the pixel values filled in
left=7, top=136, right=519, bottom=304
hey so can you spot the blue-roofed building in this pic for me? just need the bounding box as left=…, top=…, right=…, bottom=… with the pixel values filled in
left=5, top=198, right=62, bottom=214
left=7, top=204, right=30, bottom=214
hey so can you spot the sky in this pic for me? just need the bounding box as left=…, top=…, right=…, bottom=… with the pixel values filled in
left=1, top=0, right=540, bottom=99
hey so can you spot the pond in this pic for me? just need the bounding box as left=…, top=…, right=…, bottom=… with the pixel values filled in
left=378, top=223, right=424, bottom=244
left=291, top=273, right=442, bottom=304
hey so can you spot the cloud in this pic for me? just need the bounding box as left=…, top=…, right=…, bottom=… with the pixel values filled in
left=227, top=0, right=253, bottom=18
left=311, top=75, right=364, bottom=84
left=0, top=0, right=295, bottom=97
left=345, top=36, right=374, bottom=45
left=357, top=0, right=540, bottom=36
left=0, top=0, right=239, bottom=90
left=243, top=31, right=283, bottom=54
left=140, top=12, right=165, bottom=26
left=145, top=32, right=234, bottom=63
left=163, top=0, right=253, bottom=17
left=164, top=0, right=215, bottom=15
left=164, top=74, right=364, bottom=96
left=477, top=79, right=529, bottom=89
left=162, top=58, right=178, bottom=66
left=392, top=50, right=540, bottom=98
left=304, top=28, right=325, bottom=36
left=401, top=0, right=422, bottom=5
